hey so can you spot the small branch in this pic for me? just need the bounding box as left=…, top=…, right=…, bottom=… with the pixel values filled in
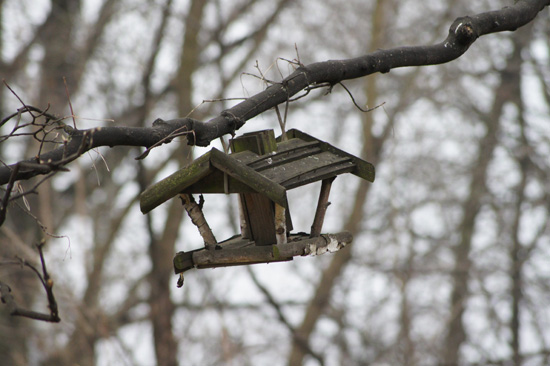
left=0, top=164, right=21, bottom=226
left=63, top=77, right=77, bottom=129
left=180, top=194, right=217, bottom=249
left=0, top=241, right=60, bottom=322
left=339, top=82, right=386, bottom=113
left=135, top=124, right=194, bottom=160
left=0, top=115, right=198, bottom=184
left=0, top=1, right=547, bottom=185
left=310, top=178, right=335, bottom=238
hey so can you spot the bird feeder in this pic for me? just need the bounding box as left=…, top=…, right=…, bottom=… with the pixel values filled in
left=139, top=129, right=374, bottom=284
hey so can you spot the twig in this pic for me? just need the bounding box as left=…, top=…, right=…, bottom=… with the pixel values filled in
left=63, top=77, right=77, bottom=129
left=3, top=80, right=36, bottom=118
left=136, top=126, right=194, bottom=160
left=0, top=241, right=60, bottom=322
left=0, top=164, right=20, bottom=226
left=338, top=82, right=386, bottom=112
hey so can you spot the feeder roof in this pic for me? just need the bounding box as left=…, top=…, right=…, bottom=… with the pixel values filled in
left=140, top=129, right=374, bottom=214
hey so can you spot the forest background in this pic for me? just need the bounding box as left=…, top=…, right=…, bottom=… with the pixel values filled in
left=0, top=1, right=549, bottom=365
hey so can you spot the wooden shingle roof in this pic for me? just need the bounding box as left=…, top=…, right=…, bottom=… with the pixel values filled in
left=140, top=129, right=374, bottom=214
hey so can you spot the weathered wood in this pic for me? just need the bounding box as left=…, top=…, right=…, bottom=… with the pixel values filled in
left=245, top=140, right=322, bottom=169
left=231, top=130, right=282, bottom=246
left=182, top=169, right=256, bottom=194
left=140, top=152, right=212, bottom=213
left=241, top=192, right=277, bottom=246
left=268, top=153, right=353, bottom=189
left=140, top=129, right=374, bottom=215
left=310, top=178, right=335, bottom=238
left=230, top=129, right=277, bottom=155
left=172, top=231, right=353, bottom=272
left=210, top=148, right=287, bottom=207
left=282, top=129, right=375, bottom=182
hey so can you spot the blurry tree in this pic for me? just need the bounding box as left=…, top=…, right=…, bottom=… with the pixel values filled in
left=0, top=1, right=549, bottom=366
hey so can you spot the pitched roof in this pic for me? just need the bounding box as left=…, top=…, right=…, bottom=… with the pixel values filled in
left=140, top=129, right=374, bottom=214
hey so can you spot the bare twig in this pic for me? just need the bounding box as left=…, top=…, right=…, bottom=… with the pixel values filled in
left=63, top=77, right=77, bottom=129
left=0, top=241, right=60, bottom=322
left=3, top=80, right=36, bottom=119
left=338, top=82, right=386, bottom=113
left=135, top=125, right=194, bottom=160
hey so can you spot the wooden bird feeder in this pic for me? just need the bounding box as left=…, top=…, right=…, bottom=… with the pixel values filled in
left=139, top=129, right=374, bottom=285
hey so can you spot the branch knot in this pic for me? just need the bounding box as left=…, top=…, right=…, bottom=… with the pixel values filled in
left=453, top=18, right=478, bottom=45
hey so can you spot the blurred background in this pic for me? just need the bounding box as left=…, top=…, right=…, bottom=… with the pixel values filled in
left=0, top=0, right=549, bottom=365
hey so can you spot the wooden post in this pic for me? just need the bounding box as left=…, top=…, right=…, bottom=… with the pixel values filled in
left=231, top=129, right=283, bottom=246
left=310, top=178, right=335, bottom=238
left=275, top=204, right=287, bottom=244
left=180, top=194, right=217, bottom=249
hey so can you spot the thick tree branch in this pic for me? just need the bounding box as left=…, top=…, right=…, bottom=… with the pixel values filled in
left=0, top=0, right=547, bottom=185
left=0, top=116, right=196, bottom=184
left=187, top=0, right=549, bottom=145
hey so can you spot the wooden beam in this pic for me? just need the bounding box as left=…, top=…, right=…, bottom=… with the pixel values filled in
left=173, top=231, right=353, bottom=272
left=210, top=148, right=287, bottom=207
left=140, top=152, right=212, bottom=213
left=310, top=178, right=335, bottom=238
left=240, top=192, right=277, bottom=246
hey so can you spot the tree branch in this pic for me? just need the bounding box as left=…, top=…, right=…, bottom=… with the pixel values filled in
left=0, top=0, right=547, bottom=185
left=0, top=241, right=60, bottom=322
left=0, top=115, right=197, bottom=184
left=186, top=0, right=549, bottom=145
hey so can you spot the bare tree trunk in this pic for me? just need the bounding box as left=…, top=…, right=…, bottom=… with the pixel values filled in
left=398, top=250, right=415, bottom=366
left=510, top=157, right=526, bottom=366
left=509, top=44, right=532, bottom=366
left=441, top=25, right=528, bottom=365
left=147, top=1, right=207, bottom=365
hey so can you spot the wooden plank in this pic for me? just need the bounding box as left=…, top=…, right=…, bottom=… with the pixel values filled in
left=210, top=148, right=287, bottom=207
left=241, top=192, right=276, bottom=246
left=278, top=160, right=354, bottom=189
left=259, top=151, right=354, bottom=187
left=140, top=152, right=212, bottom=213
left=249, top=144, right=322, bottom=171
left=188, top=231, right=353, bottom=270
left=230, top=129, right=277, bottom=155
left=283, top=129, right=375, bottom=182
left=231, top=139, right=320, bottom=167
left=182, top=170, right=256, bottom=194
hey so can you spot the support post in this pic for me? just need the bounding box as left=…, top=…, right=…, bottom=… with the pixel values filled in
left=310, top=178, right=335, bottom=238
left=180, top=194, right=217, bottom=249
left=275, top=204, right=287, bottom=244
